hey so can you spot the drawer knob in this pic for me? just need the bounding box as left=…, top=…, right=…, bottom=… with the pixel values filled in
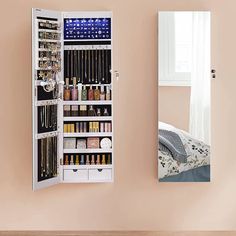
left=97, top=169, right=103, bottom=172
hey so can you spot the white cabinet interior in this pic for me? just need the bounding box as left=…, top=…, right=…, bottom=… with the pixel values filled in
left=32, top=8, right=113, bottom=190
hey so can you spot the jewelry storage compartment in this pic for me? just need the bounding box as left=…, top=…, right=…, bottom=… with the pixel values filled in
left=63, top=169, right=88, bottom=182
left=88, top=168, right=112, bottom=181
left=33, top=9, right=114, bottom=189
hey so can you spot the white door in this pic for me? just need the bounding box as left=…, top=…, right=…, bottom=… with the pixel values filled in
left=32, top=8, right=63, bottom=190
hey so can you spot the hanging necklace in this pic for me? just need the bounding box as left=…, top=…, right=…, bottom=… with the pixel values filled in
left=40, top=106, right=45, bottom=128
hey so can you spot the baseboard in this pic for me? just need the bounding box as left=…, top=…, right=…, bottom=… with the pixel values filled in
left=0, top=231, right=236, bottom=236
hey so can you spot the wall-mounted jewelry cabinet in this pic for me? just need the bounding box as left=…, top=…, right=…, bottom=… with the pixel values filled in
left=32, top=8, right=114, bottom=190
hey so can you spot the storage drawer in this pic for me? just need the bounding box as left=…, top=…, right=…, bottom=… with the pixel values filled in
left=89, top=168, right=112, bottom=181
left=63, top=169, right=88, bottom=182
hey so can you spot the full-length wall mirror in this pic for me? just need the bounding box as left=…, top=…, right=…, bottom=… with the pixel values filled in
left=158, top=11, right=211, bottom=182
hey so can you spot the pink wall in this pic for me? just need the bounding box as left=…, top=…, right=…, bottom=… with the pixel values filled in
left=159, top=87, right=191, bottom=132
left=0, top=0, right=236, bottom=231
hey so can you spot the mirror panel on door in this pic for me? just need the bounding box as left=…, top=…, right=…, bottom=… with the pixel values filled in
left=158, top=11, right=211, bottom=182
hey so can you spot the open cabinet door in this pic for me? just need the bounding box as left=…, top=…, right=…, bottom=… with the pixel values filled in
left=32, top=8, right=63, bottom=190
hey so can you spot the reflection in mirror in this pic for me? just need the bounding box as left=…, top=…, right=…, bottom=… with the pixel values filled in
left=158, top=11, right=211, bottom=182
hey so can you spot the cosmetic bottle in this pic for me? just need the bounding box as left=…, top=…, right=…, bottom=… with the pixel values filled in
left=94, top=86, right=100, bottom=100
left=76, top=122, right=79, bottom=133
left=65, top=155, right=69, bottom=165
left=86, top=155, right=90, bottom=165
left=103, top=108, right=109, bottom=116
left=64, top=78, right=71, bottom=101
left=70, top=155, right=74, bottom=165
left=79, top=105, right=87, bottom=116
left=71, top=78, right=78, bottom=100
left=96, top=108, right=101, bottom=116
left=96, top=155, right=101, bottom=165
left=81, top=86, right=87, bottom=101
left=71, top=105, right=79, bottom=116
left=70, top=124, right=75, bottom=133
left=88, top=105, right=96, bottom=116
left=75, top=155, right=79, bottom=165
left=80, top=155, right=85, bottom=165
left=83, top=122, right=87, bottom=132
left=64, top=105, right=71, bottom=117
left=88, top=85, right=94, bottom=100
left=91, top=155, right=95, bottom=165
left=106, top=85, right=111, bottom=100
left=79, top=122, right=84, bottom=133
left=89, top=122, right=93, bottom=132
left=100, top=123, right=104, bottom=132
left=78, top=83, right=82, bottom=101
left=102, top=154, right=106, bottom=165
left=100, top=85, right=105, bottom=100
left=64, top=124, right=68, bottom=133
left=107, top=154, right=111, bottom=164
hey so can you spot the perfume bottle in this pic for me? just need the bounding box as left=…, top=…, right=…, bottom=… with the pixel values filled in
left=102, top=154, right=106, bottom=165
left=88, top=85, right=94, bottom=100
left=100, top=85, right=105, bottom=100
left=81, top=86, right=87, bottom=101
left=88, top=105, right=96, bottom=116
left=94, top=86, right=100, bottom=100
left=78, top=83, right=82, bottom=101
left=106, top=85, right=111, bottom=100
left=64, top=78, right=71, bottom=101
left=71, top=77, right=78, bottom=100
left=86, top=155, right=90, bottom=165
left=103, top=108, right=109, bottom=116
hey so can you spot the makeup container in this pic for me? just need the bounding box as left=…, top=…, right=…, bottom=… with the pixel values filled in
left=106, top=85, right=111, bottom=100
left=71, top=77, right=78, bottom=100
left=96, top=155, right=101, bottom=165
left=94, top=86, right=100, bottom=100
left=100, top=85, right=105, bottom=100
left=78, top=83, right=82, bottom=101
left=102, top=154, right=106, bottom=165
left=86, top=155, right=90, bottom=165
left=64, top=78, right=71, bottom=100
left=80, top=155, right=85, bottom=165
left=88, top=105, right=96, bottom=116
left=81, top=86, right=87, bottom=101
left=79, top=105, right=87, bottom=116
left=70, top=155, right=74, bottom=165
left=64, top=105, right=70, bottom=116
left=91, top=155, right=95, bottom=165
left=103, top=108, right=109, bottom=116
left=71, top=105, right=79, bottom=116
left=88, top=85, right=94, bottom=100
left=75, top=155, right=79, bottom=165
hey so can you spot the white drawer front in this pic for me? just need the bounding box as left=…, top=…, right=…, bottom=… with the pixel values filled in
left=64, top=169, right=88, bottom=182
left=89, top=168, right=112, bottom=181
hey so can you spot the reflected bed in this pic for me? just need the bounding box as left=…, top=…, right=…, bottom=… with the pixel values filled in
left=158, top=122, right=210, bottom=182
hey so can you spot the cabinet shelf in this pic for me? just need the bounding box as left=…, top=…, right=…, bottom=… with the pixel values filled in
left=63, top=116, right=112, bottom=122
left=63, top=164, right=112, bottom=170
left=64, top=132, right=112, bottom=137
left=64, top=149, right=112, bottom=154
left=63, top=100, right=112, bottom=105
